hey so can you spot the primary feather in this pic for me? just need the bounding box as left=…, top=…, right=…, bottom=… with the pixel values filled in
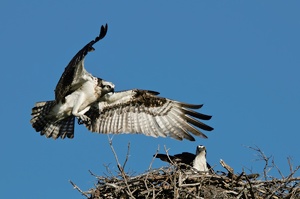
left=83, top=89, right=213, bottom=141
left=31, top=24, right=214, bottom=141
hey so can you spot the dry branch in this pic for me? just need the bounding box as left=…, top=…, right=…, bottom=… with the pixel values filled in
left=70, top=145, right=300, bottom=199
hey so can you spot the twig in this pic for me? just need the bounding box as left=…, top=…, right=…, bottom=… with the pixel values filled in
left=122, top=142, right=131, bottom=169
left=243, top=172, right=255, bottom=199
left=107, top=136, right=136, bottom=199
left=287, top=156, right=293, bottom=174
left=144, top=145, right=160, bottom=198
left=163, top=145, right=176, bottom=166
left=69, top=180, right=90, bottom=197
left=148, top=145, right=160, bottom=171
left=107, top=136, right=122, bottom=172
left=83, top=144, right=300, bottom=198
left=272, top=158, right=284, bottom=179
left=89, top=169, right=97, bottom=177
left=236, top=187, right=246, bottom=199
left=180, top=189, right=202, bottom=199
left=220, top=159, right=235, bottom=179
left=246, top=145, right=272, bottom=181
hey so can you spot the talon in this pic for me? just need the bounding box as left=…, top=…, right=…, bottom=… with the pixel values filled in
left=77, top=115, right=91, bottom=125
left=78, top=119, right=84, bottom=125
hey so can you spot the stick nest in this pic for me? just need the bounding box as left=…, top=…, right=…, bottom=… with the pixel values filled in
left=70, top=143, right=300, bottom=199
left=83, top=165, right=299, bottom=199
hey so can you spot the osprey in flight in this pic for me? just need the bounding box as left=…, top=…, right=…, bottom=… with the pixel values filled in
left=155, top=145, right=212, bottom=172
left=31, top=24, right=213, bottom=141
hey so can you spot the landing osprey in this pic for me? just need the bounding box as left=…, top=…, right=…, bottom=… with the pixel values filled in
left=155, top=145, right=212, bottom=172
left=31, top=24, right=114, bottom=139
left=31, top=24, right=214, bottom=141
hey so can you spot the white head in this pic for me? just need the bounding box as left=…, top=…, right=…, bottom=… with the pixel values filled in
left=196, top=145, right=206, bottom=157
left=98, top=78, right=115, bottom=95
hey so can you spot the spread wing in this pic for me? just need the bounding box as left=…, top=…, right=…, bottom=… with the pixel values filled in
left=54, top=24, right=108, bottom=102
left=83, top=89, right=213, bottom=141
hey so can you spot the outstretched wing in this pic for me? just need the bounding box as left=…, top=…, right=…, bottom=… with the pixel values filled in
left=83, top=89, right=213, bottom=141
left=55, top=24, right=108, bottom=102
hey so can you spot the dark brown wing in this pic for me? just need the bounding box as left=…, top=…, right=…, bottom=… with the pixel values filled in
left=54, top=24, right=108, bottom=102
left=155, top=152, right=196, bottom=165
left=84, top=89, right=213, bottom=141
left=173, top=152, right=197, bottom=165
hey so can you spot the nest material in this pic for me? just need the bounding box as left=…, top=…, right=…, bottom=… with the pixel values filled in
left=74, top=162, right=299, bottom=199
left=70, top=144, right=300, bottom=198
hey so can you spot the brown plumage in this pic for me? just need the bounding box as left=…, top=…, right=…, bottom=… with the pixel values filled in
left=30, top=24, right=114, bottom=139
left=31, top=24, right=214, bottom=141
left=155, top=145, right=212, bottom=172
left=82, top=89, right=213, bottom=141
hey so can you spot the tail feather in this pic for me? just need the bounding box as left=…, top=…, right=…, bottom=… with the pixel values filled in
left=42, top=117, right=75, bottom=139
left=60, top=117, right=75, bottom=139
left=30, top=101, right=75, bottom=139
left=31, top=101, right=55, bottom=132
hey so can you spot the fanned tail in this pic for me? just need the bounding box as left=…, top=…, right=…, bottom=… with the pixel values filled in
left=30, top=101, right=75, bottom=139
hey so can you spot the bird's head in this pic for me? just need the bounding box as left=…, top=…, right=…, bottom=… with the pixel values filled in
left=196, top=145, right=206, bottom=156
left=98, top=79, right=115, bottom=95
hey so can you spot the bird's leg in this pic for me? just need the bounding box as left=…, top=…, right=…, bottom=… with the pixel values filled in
left=75, top=106, right=91, bottom=124
left=72, top=98, right=91, bottom=124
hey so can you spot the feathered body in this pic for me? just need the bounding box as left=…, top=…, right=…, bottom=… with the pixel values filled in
left=31, top=24, right=214, bottom=141
left=31, top=24, right=114, bottom=139
left=192, top=145, right=209, bottom=171
left=155, top=145, right=211, bottom=172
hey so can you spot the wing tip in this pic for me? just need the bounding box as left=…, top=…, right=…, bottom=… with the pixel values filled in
left=97, top=23, right=108, bottom=41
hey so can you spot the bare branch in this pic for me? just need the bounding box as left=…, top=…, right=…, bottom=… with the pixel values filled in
left=107, top=136, right=136, bottom=199
left=79, top=145, right=300, bottom=199
left=271, top=158, right=285, bottom=179
left=122, top=142, right=131, bottom=170
left=220, top=159, right=234, bottom=178
left=148, top=145, right=160, bottom=171
left=287, top=156, right=293, bottom=174
left=69, top=180, right=90, bottom=198
left=245, top=145, right=273, bottom=180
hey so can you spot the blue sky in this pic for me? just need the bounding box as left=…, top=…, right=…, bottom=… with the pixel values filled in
left=1, top=1, right=300, bottom=198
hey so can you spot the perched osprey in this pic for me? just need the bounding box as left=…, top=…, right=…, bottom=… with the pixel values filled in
left=31, top=24, right=114, bottom=139
left=31, top=24, right=214, bottom=141
left=155, top=145, right=212, bottom=172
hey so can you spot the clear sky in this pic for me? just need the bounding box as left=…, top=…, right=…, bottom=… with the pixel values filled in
left=1, top=1, right=299, bottom=198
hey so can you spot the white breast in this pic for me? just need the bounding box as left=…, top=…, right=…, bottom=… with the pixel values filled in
left=192, top=153, right=208, bottom=172
left=50, top=78, right=98, bottom=121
